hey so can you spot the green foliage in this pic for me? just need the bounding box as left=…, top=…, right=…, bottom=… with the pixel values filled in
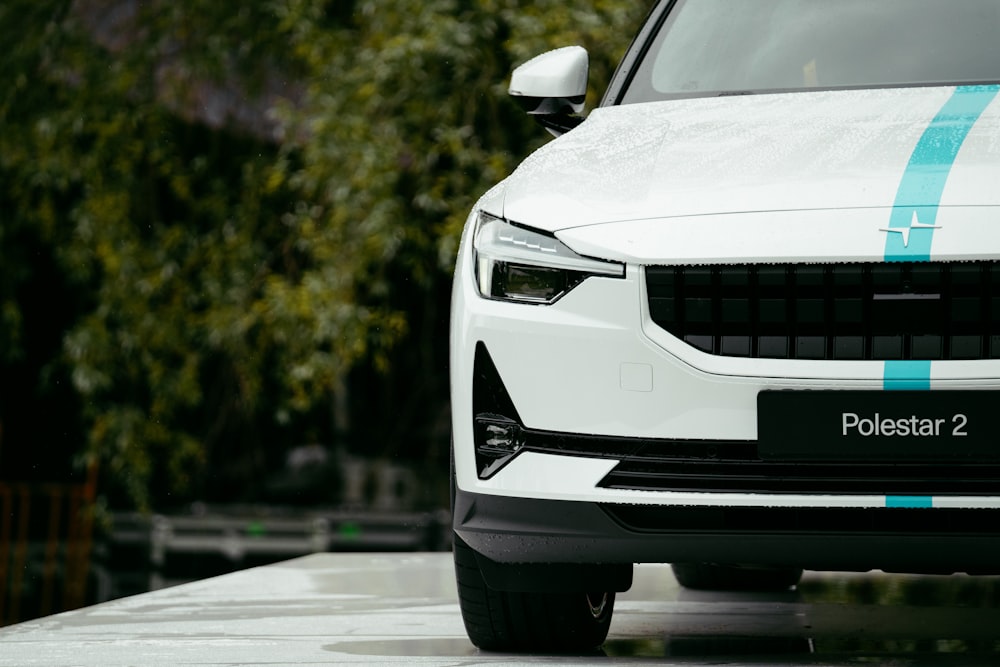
left=275, top=0, right=649, bottom=271
left=0, top=0, right=650, bottom=509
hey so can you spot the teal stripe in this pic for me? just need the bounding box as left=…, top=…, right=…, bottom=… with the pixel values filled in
left=885, top=85, right=1000, bottom=262
left=886, top=496, right=933, bottom=509
left=877, top=89, right=995, bottom=511
left=883, top=360, right=931, bottom=390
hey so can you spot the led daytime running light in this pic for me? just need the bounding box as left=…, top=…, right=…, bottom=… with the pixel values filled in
left=473, top=212, right=623, bottom=303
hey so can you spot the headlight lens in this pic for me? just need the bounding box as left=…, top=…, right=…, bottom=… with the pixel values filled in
left=473, top=212, right=624, bottom=303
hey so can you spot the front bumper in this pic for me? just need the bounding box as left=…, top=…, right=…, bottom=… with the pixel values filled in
left=451, top=258, right=1000, bottom=507
left=454, top=486, right=1000, bottom=575
left=450, top=222, right=1000, bottom=575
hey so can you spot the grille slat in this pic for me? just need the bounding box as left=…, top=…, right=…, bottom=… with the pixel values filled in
left=600, top=460, right=1000, bottom=495
left=518, top=431, right=1000, bottom=496
left=646, top=261, right=1000, bottom=360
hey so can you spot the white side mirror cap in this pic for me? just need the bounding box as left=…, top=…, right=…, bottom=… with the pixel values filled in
left=509, top=46, right=589, bottom=112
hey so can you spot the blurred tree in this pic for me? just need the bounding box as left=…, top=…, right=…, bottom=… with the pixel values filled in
left=0, top=0, right=650, bottom=510
left=0, top=0, right=89, bottom=483
left=271, top=0, right=650, bottom=478
left=1, top=0, right=301, bottom=504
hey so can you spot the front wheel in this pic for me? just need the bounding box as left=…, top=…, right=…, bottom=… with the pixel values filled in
left=453, top=534, right=615, bottom=652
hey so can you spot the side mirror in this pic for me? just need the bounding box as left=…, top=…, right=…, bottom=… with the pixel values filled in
left=509, top=46, right=589, bottom=136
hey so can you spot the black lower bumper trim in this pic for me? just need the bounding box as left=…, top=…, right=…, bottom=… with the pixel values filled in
left=453, top=487, right=1000, bottom=575
left=471, top=550, right=633, bottom=593
left=606, top=504, right=1000, bottom=534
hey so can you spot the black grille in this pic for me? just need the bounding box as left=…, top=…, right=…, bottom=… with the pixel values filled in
left=646, top=261, right=1000, bottom=360
left=597, top=440, right=1000, bottom=496
left=600, top=456, right=1000, bottom=495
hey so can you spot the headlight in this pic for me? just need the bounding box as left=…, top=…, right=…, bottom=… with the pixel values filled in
left=473, top=212, right=624, bottom=303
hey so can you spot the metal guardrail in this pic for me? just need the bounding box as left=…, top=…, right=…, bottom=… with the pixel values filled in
left=101, top=507, right=452, bottom=593
left=1, top=460, right=450, bottom=625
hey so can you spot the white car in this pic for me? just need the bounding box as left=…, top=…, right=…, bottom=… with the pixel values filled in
left=450, top=0, right=1000, bottom=651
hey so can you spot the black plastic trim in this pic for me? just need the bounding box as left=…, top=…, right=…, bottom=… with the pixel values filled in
left=453, top=487, right=1000, bottom=575
left=600, top=459, right=1000, bottom=496
left=471, top=552, right=633, bottom=594
left=601, top=0, right=677, bottom=107
left=472, top=342, right=524, bottom=478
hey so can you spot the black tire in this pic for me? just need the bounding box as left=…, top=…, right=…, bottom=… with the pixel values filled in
left=671, top=563, right=803, bottom=591
left=453, top=533, right=615, bottom=652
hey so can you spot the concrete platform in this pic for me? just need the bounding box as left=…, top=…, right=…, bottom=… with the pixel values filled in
left=2, top=553, right=999, bottom=665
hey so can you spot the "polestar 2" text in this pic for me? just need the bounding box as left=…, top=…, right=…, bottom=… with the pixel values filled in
left=841, top=412, right=968, bottom=437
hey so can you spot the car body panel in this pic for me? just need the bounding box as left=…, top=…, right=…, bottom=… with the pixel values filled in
left=501, top=87, right=1000, bottom=237
left=450, top=2, right=1000, bottom=577
left=556, top=206, right=1000, bottom=266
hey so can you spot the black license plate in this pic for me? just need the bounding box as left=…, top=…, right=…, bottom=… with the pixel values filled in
left=758, top=390, right=998, bottom=462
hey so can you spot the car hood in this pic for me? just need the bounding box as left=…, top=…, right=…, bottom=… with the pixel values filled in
left=499, top=86, right=1000, bottom=264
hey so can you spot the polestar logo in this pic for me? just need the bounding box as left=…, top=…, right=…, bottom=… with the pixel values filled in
left=880, top=212, right=941, bottom=247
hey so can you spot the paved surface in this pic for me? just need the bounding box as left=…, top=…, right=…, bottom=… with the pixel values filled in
left=1, top=553, right=999, bottom=665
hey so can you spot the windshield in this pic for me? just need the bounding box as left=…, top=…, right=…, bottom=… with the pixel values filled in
left=622, top=0, right=1000, bottom=102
